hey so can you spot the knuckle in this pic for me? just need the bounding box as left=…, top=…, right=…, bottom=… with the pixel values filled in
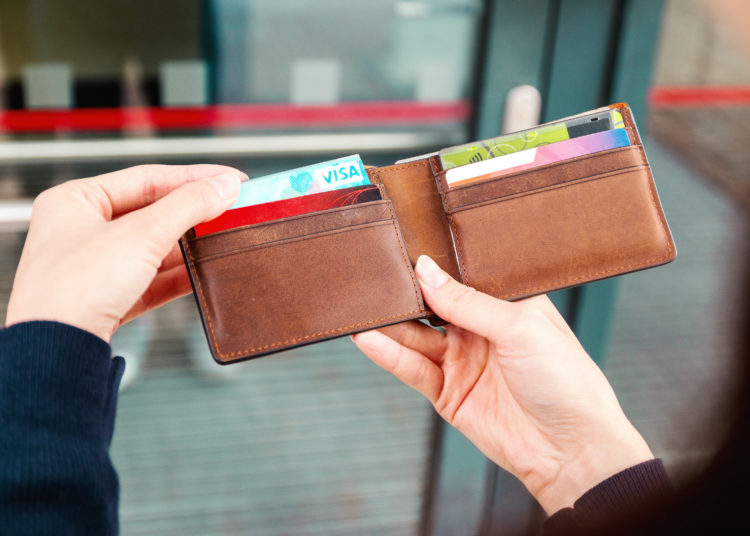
left=138, top=172, right=159, bottom=206
left=399, top=325, right=418, bottom=349
left=192, top=181, right=219, bottom=212
left=447, top=283, right=478, bottom=308
left=31, top=189, right=55, bottom=212
left=390, top=345, right=409, bottom=377
left=509, top=302, right=546, bottom=334
left=126, top=164, right=168, bottom=181
left=31, top=182, right=72, bottom=213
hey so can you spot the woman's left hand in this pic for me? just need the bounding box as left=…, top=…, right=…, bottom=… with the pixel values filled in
left=5, top=164, right=246, bottom=342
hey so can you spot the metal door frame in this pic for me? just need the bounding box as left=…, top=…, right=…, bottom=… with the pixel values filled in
left=420, top=2, right=665, bottom=534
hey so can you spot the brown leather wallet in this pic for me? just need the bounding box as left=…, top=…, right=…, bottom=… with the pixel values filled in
left=180, top=103, right=676, bottom=364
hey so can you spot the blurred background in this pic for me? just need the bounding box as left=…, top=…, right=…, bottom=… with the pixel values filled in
left=0, top=0, right=747, bottom=534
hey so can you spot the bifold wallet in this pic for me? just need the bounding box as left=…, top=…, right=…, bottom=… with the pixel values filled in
left=180, top=103, right=676, bottom=364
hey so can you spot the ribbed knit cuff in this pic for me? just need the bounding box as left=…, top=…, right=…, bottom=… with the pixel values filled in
left=574, top=458, right=672, bottom=516
left=544, top=459, right=672, bottom=534
left=0, top=321, right=125, bottom=447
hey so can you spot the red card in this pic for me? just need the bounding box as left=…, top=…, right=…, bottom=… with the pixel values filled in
left=194, top=184, right=382, bottom=237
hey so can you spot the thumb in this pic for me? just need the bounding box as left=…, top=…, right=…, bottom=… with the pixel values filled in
left=415, top=255, right=519, bottom=340
left=116, top=172, right=242, bottom=254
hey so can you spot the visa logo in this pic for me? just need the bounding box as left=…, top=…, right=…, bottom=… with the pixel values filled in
left=320, top=164, right=363, bottom=184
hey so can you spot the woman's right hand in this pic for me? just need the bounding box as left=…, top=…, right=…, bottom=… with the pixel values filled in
left=352, top=255, right=653, bottom=514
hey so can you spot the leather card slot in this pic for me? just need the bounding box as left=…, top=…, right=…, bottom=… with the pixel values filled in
left=185, top=215, right=425, bottom=363
left=440, top=145, right=647, bottom=212
left=192, top=220, right=393, bottom=264
left=446, top=166, right=675, bottom=301
left=448, top=165, right=648, bottom=214
left=187, top=200, right=392, bottom=261
left=434, top=126, right=639, bottom=194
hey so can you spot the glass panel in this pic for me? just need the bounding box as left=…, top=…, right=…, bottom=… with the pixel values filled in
left=0, top=0, right=481, bottom=139
left=0, top=1, right=484, bottom=534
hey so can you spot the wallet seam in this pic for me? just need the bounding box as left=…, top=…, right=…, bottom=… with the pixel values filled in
left=208, top=310, right=424, bottom=358
left=187, top=200, right=389, bottom=243
left=446, top=165, right=647, bottom=213
left=372, top=167, right=426, bottom=315
left=448, top=156, right=674, bottom=296
left=185, top=191, right=425, bottom=359
left=439, top=144, right=646, bottom=199
left=190, top=220, right=393, bottom=264
left=377, top=159, right=435, bottom=174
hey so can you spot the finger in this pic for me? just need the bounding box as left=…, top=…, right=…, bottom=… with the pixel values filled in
left=114, top=172, right=242, bottom=258
left=87, top=164, right=248, bottom=218
left=414, top=255, right=520, bottom=341
left=159, top=242, right=186, bottom=273
left=352, top=330, right=443, bottom=403
left=376, top=321, right=447, bottom=364
left=519, top=295, right=575, bottom=335
left=121, top=264, right=192, bottom=324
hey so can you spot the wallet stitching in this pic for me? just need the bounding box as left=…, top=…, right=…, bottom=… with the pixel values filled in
left=446, top=165, right=647, bottom=213
left=455, top=163, right=674, bottom=293
left=185, top=175, right=426, bottom=359
left=184, top=239, right=224, bottom=356
left=186, top=229, right=424, bottom=359
left=187, top=235, right=423, bottom=358
left=190, top=220, right=393, bottom=264
left=436, top=163, right=470, bottom=284
left=212, top=310, right=423, bottom=358
left=379, top=160, right=433, bottom=174
left=188, top=200, right=389, bottom=244
left=499, top=252, right=670, bottom=300
left=440, top=145, right=646, bottom=201
left=439, top=187, right=471, bottom=286
left=450, top=213, right=470, bottom=284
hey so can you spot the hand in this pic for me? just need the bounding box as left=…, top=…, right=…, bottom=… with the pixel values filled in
left=5, top=164, right=246, bottom=342
left=352, top=255, right=653, bottom=514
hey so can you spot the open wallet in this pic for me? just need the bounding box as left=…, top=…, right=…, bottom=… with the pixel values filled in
left=180, top=102, right=676, bottom=364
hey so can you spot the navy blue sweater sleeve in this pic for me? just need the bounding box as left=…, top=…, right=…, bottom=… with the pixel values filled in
left=544, top=458, right=672, bottom=533
left=0, top=321, right=124, bottom=535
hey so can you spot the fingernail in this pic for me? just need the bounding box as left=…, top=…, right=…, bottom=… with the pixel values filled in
left=239, top=172, right=250, bottom=182
left=206, top=173, right=241, bottom=200
left=416, top=255, right=450, bottom=288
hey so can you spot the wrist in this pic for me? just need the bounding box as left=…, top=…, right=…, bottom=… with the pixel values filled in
left=529, top=423, right=653, bottom=514
left=6, top=298, right=115, bottom=343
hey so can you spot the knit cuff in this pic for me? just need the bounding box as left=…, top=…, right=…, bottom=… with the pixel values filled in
left=544, top=459, right=672, bottom=533
left=0, top=321, right=124, bottom=446
left=574, top=458, right=672, bottom=516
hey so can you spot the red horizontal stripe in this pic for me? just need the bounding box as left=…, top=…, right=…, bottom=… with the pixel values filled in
left=0, top=101, right=469, bottom=133
left=649, top=86, right=750, bottom=107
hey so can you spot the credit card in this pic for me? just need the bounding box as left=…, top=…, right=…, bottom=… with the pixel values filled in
left=395, top=150, right=439, bottom=164
left=231, top=154, right=370, bottom=209
left=439, top=110, right=625, bottom=170
left=445, top=127, right=630, bottom=188
left=194, top=184, right=382, bottom=237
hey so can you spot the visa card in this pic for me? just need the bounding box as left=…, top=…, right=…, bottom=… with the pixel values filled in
left=231, top=155, right=370, bottom=209
left=439, top=110, right=625, bottom=170
left=445, top=127, right=630, bottom=188
left=194, top=184, right=381, bottom=237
